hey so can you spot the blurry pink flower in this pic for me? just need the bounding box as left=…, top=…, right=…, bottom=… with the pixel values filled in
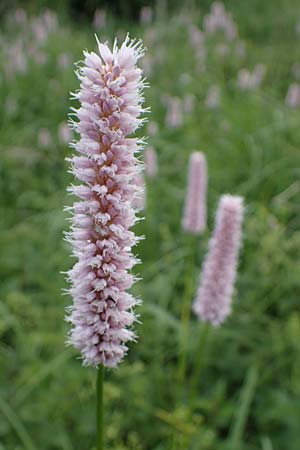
left=31, top=18, right=48, bottom=43
left=252, top=64, right=265, bottom=85
left=147, top=121, right=158, bottom=136
left=93, top=9, right=106, bottom=29
left=193, top=195, right=244, bottom=326
left=58, top=53, right=71, bottom=69
left=285, top=83, right=300, bottom=108
left=189, top=25, right=205, bottom=48
left=182, top=152, right=207, bottom=234
left=12, top=41, right=27, bottom=74
left=66, top=36, right=147, bottom=368
left=211, top=1, right=225, bottom=15
left=38, top=128, right=52, bottom=148
left=224, top=17, right=237, bottom=40
left=141, top=54, right=152, bottom=76
left=144, top=147, right=158, bottom=178
left=140, top=6, right=153, bottom=25
left=165, top=97, right=183, bottom=128
left=188, top=24, right=206, bottom=70
left=14, top=8, right=27, bottom=25
left=43, top=9, right=58, bottom=32
left=132, top=172, right=146, bottom=210
left=237, top=68, right=251, bottom=90
left=205, top=85, right=220, bottom=109
left=237, top=64, right=265, bottom=91
left=58, top=121, right=72, bottom=144
left=204, top=1, right=237, bottom=41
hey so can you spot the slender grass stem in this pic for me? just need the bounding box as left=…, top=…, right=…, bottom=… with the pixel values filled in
left=97, top=365, right=104, bottom=450
left=0, top=393, right=37, bottom=450
left=190, top=322, right=210, bottom=398
left=228, top=364, right=258, bottom=450
left=260, top=436, right=273, bottom=450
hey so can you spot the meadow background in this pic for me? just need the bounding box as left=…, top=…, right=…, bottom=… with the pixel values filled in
left=1, top=1, right=300, bottom=449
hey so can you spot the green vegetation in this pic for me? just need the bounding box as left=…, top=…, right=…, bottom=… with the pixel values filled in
left=1, top=2, right=300, bottom=449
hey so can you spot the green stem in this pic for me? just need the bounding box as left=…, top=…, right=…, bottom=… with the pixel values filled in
left=97, top=365, right=104, bottom=450
left=228, top=364, right=258, bottom=450
left=177, top=236, right=196, bottom=389
left=190, top=322, right=210, bottom=398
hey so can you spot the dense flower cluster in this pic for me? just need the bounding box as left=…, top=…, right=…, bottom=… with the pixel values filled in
left=65, top=36, right=147, bottom=368
left=182, top=152, right=207, bottom=234
left=193, top=195, right=244, bottom=325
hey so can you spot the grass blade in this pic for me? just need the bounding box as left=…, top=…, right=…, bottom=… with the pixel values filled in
left=228, top=364, right=259, bottom=450
left=0, top=393, right=37, bottom=450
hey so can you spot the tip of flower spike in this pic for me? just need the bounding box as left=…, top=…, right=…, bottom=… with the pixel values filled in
left=191, top=151, right=206, bottom=163
left=123, top=34, right=145, bottom=60
left=219, top=194, right=244, bottom=212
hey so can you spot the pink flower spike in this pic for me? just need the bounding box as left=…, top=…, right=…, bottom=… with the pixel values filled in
left=65, top=36, right=147, bottom=368
left=165, top=96, right=183, bottom=128
left=182, top=152, right=207, bottom=234
left=193, top=195, right=244, bottom=326
left=205, top=85, right=220, bottom=109
left=132, top=172, right=146, bottom=211
left=285, top=83, right=300, bottom=108
left=93, top=9, right=106, bottom=29
left=144, top=147, right=158, bottom=178
left=58, top=121, right=72, bottom=144
left=140, top=6, right=153, bottom=25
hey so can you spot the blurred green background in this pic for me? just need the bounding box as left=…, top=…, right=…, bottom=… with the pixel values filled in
left=1, top=1, right=300, bottom=449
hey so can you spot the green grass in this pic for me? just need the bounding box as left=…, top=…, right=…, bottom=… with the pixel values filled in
left=1, top=2, right=300, bottom=449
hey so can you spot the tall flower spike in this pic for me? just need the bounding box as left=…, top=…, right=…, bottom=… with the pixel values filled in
left=182, top=152, right=207, bottom=234
left=193, top=195, right=244, bottom=326
left=65, top=36, right=147, bottom=368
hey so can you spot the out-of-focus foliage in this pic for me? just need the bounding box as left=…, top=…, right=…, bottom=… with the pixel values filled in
left=1, top=1, right=300, bottom=450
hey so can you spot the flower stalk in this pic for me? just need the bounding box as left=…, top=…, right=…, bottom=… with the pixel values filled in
left=97, top=366, right=104, bottom=450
